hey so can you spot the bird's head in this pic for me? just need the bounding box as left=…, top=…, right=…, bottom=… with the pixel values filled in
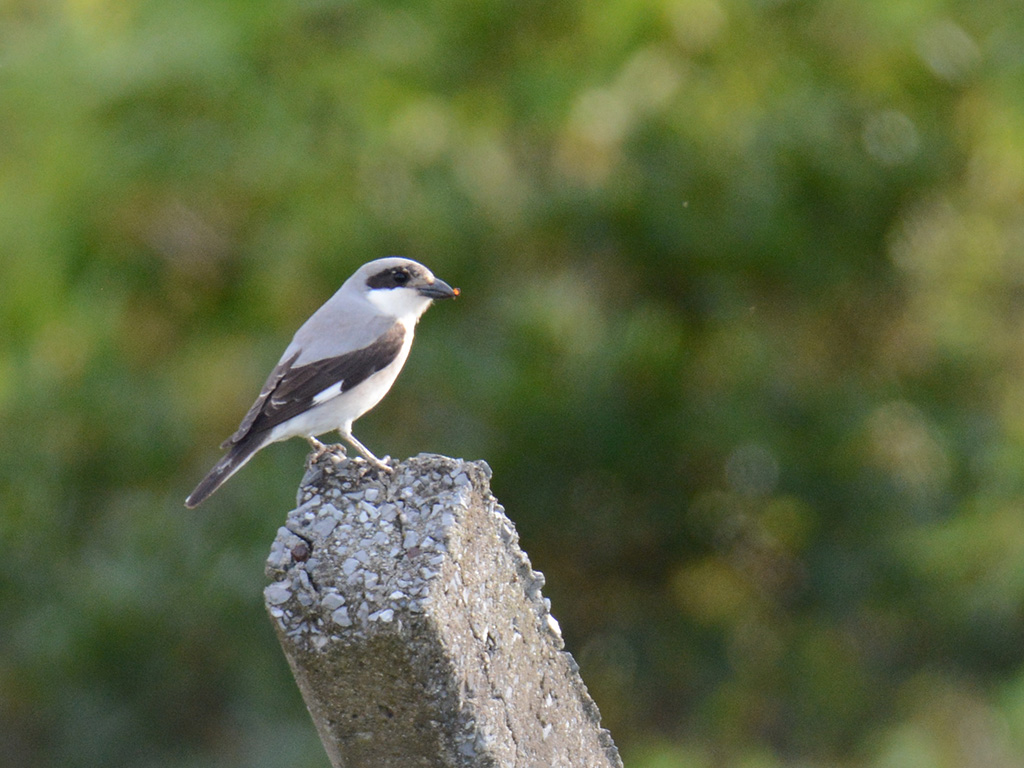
left=356, top=257, right=459, bottom=319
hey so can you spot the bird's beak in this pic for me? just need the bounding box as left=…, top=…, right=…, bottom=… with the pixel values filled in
left=418, top=278, right=460, bottom=300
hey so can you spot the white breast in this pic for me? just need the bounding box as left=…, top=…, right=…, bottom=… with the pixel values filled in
left=265, top=321, right=416, bottom=444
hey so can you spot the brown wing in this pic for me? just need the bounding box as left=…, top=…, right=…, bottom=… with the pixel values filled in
left=221, top=325, right=405, bottom=447
left=221, top=350, right=301, bottom=448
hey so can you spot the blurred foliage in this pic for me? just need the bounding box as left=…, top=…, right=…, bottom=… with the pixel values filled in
left=3, top=0, right=1024, bottom=766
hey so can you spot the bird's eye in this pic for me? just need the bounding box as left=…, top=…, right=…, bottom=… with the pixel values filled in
left=392, top=269, right=410, bottom=285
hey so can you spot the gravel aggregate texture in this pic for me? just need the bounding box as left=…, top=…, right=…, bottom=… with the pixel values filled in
left=265, top=449, right=622, bottom=768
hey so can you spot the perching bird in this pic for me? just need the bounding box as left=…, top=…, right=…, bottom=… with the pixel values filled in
left=185, top=257, right=458, bottom=508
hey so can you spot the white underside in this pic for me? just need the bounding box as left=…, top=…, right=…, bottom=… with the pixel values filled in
left=265, top=324, right=415, bottom=446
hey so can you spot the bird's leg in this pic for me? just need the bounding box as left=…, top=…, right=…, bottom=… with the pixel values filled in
left=306, top=435, right=345, bottom=464
left=341, top=431, right=394, bottom=473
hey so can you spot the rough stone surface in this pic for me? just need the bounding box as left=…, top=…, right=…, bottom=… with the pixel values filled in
left=265, top=450, right=622, bottom=768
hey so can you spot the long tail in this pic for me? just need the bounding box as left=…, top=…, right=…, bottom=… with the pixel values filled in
left=185, top=437, right=267, bottom=508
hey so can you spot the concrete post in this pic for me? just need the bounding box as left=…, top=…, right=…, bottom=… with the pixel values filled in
left=265, top=451, right=622, bottom=768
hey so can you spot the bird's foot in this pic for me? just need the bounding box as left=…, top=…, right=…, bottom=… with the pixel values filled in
left=367, top=455, right=395, bottom=474
left=342, top=433, right=395, bottom=475
left=352, top=453, right=394, bottom=477
left=306, top=436, right=346, bottom=466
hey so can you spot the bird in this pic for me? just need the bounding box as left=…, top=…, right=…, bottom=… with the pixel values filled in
left=185, top=257, right=459, bottom=508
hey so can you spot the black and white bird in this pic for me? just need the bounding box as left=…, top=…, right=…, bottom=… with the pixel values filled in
left=185, top=257, right=458, bottom=508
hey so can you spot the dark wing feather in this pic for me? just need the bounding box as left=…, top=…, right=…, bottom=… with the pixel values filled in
left=224, top=324, right=405, bottom=445
left=222, top=350, right=301, bottom=448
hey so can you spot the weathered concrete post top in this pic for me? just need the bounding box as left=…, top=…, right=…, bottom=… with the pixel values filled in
left=265, top=451, right=622, bottom=768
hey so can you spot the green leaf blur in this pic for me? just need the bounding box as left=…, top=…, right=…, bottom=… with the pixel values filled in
left=3, top=0, right=1024, bottom=766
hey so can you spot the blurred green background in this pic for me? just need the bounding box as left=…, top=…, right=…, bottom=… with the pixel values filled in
left=3, top=0, right=1024, bottom=765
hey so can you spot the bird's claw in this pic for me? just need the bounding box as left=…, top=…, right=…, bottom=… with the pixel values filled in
left=306, top=436, right=346, bottom=466
left=360, top=455, right=394, bottom=475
